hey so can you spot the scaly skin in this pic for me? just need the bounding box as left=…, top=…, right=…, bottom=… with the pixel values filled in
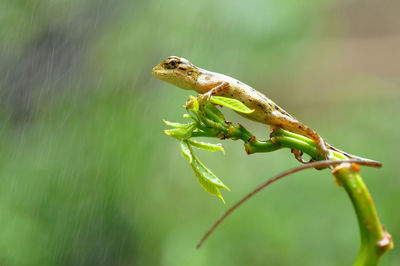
left=152, top=56, right=379, bottom=164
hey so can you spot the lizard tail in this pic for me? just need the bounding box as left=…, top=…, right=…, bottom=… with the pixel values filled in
left=327, top=143, right=382, bottom=168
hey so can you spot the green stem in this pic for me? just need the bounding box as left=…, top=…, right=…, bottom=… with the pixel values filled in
left=333, top=166, right=393, bottom=265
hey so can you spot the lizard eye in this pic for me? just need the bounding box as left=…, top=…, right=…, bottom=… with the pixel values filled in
left=164, top=59, right=179, bottom=69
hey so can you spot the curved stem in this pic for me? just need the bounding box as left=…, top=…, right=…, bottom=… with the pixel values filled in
left=189, top=104, right=392, bottom=264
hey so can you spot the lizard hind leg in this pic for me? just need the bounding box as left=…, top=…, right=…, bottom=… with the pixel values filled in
left=271, top=111, right=333, bottom=160
left=314, top=135, right=333, bottom=160
left=270, top=125, right=309, bottom=164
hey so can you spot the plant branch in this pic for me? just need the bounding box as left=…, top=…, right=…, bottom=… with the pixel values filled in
left=164, top=99, right=392, bottom=264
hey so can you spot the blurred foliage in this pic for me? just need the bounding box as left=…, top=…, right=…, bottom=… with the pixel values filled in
left=0, top=0, right=399, bottom=265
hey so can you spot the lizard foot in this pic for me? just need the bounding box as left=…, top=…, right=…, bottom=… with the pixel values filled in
left=197, top=90, right=213, bottom=104
left=291, top=149, right=308, bottom=164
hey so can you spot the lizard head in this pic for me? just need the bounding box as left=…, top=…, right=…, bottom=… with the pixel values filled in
left=152, top=56, right=199, bottom=90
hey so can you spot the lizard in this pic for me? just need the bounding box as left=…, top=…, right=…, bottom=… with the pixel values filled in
left=152, top=56, right=381, bottom=166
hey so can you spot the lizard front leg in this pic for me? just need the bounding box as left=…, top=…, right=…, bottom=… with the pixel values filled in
left=197, top=82, right=230, bottom=103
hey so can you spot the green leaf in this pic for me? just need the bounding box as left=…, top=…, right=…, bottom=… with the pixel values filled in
left=210, top=96, right=254, bottom=114
left=204, top=103, right=225, bottom=120
left=164, top=124, right=196, bottom=139
left=163, top=119, right=195, bottom=128
left=180, top=140, right=192, bottom=163
left=188, top=139, right=225, bottom=155
left=190, top=154, right=230, bottom=203
left=185, top=110, right=200, bottom=124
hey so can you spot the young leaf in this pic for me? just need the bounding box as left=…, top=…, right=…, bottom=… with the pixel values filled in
left=204, top=103, right=225, bottom=120
left=190, top=154, right=230, bottom=203
left=164, top=124, right=196, bottom=139
left=188, top=139, right=225, bottom=155
left=163, top=119, right=195, bottom=128
left=210, top=96, right=254, bottom=114
left=180, top=140, right=193, bottom=163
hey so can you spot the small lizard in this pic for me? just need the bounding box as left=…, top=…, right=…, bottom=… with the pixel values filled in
left=152, top=56, right=381, bottom=166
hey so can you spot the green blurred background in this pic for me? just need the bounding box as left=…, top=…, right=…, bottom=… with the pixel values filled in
left=0, top=0, right=399, bottom=265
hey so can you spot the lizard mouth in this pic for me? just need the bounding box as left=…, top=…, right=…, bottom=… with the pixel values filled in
left=152, top=64, right=177, bottom=81
left=151, top=64, right=166, bottom=78
left=151, top=65, right=160, bottom=74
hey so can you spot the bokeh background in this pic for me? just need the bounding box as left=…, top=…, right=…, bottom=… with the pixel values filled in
left=0, top=0, right=399, bottom=265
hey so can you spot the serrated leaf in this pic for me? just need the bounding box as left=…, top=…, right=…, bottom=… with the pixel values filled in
left=164, top=124, right=196, bottom=139
left=190, top=154, right=230, bottom=203
left=188, top=139, right=225, bottom=155
left=180, top=140, right=192, bottom=163
left=210, top=96, right=254, bottom=114
left=163, top=119, right=195, bottom=128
